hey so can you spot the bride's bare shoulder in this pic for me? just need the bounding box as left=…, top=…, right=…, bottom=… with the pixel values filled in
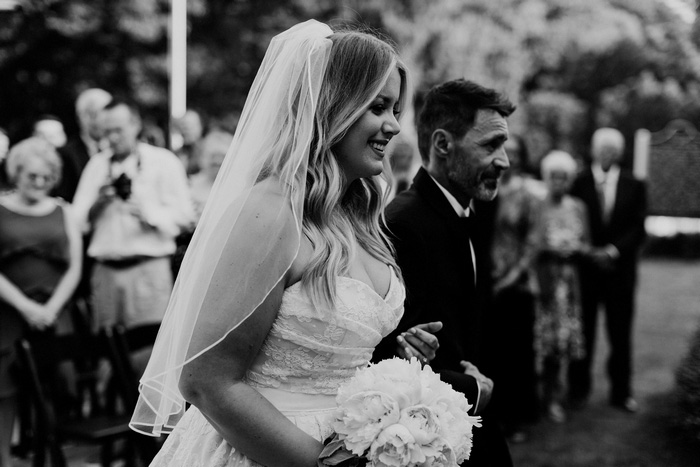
left=242, top=178, right=295, bottom=223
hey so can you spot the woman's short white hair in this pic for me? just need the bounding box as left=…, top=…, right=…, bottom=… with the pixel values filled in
left=541, top=150, right=578, bottom=179
left=5, top=136, right=62, bottom=185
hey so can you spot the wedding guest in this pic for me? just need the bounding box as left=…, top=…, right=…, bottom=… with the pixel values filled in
left=189, top=130, right=232, bottom=222
left=487, top=135, right=544, bottom=439
left=173, top=109, right=204, bottom=176
left=374, top=78, right=515, bottom=466
left=533, top=150, right=589, bottom=423
left=0, top=137, right=82, bottom=467
left=171, top=130, right=233, bottom=277
left=568, top=128, right=647, bottom=413
left=32, top=115, right=68, bottom=150
left=387, top=138, right=416, bottom=198
left=53, top=88, right=112, bottom=203
left=139, top=118, right=166, bottom=148
left=72, top=97, right=193, bottom=334
left=131, top=21, right=440, bottom=467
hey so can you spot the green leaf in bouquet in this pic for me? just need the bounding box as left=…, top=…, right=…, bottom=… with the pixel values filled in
left=317, top=434, right=367, bottom=466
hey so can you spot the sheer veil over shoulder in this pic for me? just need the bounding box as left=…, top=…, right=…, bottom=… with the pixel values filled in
left=130, top=20, right=334, bottom=436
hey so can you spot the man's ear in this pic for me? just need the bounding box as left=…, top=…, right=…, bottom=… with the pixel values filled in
left=432, top=129, right=453, bottom=159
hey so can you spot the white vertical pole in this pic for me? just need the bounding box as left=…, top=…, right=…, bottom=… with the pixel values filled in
left=170, top=0, right=187, bottom=149
left=633, top=128, right=650, bottom=180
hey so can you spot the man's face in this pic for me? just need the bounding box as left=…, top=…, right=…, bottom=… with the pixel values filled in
left=83, top=105, right=106, bottom=141
left=178, top=111, right=203, bottom=145
left=446, top=108, right=510, bottom=202
left=592, top=143, right=621, bottom=172
left=99, top=105, right=140, bottom=158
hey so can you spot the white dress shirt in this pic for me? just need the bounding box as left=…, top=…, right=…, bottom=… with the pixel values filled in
left=429, top=174, right=477, bottom=282
left=72, top=142, right=194, bottom=260
left=592, top=163, right=621, bottom=259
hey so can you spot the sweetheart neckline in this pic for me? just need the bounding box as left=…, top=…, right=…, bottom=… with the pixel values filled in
left=284, top=268, right=397, bottom=302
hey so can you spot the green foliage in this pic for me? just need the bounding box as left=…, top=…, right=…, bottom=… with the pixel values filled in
left=1, top=0, right=699, bottom=156
left=521, top=90, right=588, bottom=166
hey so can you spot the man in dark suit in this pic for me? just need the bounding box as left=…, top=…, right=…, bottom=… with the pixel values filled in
left=568, top=127, right=647, bottom=413
left=373, top=79, right=515, bottom=466
left=53, top=88, right=112, bottom=202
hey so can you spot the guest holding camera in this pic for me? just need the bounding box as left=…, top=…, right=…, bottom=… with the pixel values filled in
left=72, top=98, right=193, bottom=333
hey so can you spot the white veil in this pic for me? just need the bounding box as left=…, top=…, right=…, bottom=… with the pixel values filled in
left=130, top=20, right=333, bottom=436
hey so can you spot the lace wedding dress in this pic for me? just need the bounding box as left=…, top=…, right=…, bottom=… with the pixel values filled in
left=149, top=269, right=405, bottom=466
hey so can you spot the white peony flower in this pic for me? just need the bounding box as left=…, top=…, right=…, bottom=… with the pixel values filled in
left=338, top=358, right=424, bottom=410
left=333, top=391, right=401, bottom=455
left=329, top=357, right=481, bottom=466
left=368, top=424, right=423, bottom=467
left=397, top=405, right=441, bottom=445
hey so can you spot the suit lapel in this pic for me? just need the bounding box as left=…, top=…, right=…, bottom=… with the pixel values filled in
left=411, top=167, right=475, bottom=288
left=411, top=168, right=462, bottom=222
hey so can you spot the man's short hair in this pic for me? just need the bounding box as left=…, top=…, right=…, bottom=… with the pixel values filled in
left=76, top=88, right=112, bottom=116
left=103, top=96, right=141, bottom=120
left=416, top=79, right=515, bottom=163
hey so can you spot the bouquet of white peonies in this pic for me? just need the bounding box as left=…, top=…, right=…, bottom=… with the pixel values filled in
left=318, top=358, right=481, bottom=467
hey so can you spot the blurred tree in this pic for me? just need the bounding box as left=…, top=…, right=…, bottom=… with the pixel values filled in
left=0, top=0, right=173, bottom=139
left=518, top=0, right=700, bottom=162
left=1, top=0, right=699, bottom=163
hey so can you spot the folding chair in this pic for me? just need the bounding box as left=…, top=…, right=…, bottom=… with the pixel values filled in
left=17, top=332, right=140, bottom=467
left=105, top=323, right=164, bottom=463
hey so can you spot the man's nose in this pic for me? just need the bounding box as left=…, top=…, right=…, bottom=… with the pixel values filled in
left=494, top=146, right=510, bottom=170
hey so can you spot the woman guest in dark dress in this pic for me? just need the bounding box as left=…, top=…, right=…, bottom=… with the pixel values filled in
left=533, top=150, right=589, bottom=423
left=0, top=137, right=83, bottom=467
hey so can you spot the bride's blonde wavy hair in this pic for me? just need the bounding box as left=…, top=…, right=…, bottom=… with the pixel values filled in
left=302, top=29, right=409, bottom=307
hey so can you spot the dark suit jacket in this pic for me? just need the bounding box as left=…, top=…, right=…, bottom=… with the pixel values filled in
left=570, top=167, right=647, bottom=288
left=53, top=137, right=91, bottom=202
left=373, top=167, right=512, bottom=466
left=373, top=167, right=481, bottom=404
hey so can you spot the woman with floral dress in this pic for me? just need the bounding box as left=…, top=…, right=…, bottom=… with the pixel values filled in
left=533, top=150, right=589, bottom=423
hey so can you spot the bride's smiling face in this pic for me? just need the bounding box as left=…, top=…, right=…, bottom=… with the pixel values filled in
left=333, top=68, right=402, bottom=184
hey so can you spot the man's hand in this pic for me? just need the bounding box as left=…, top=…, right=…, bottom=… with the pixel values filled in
left=589, top=247, right=615, bottom=270
left=460, top=360, right=493, bottom=414
left=88, top=184, right=117, bottom=224
left=493, top=268, right=521, bottom=295
left=396, top=321, right=442, bottom=364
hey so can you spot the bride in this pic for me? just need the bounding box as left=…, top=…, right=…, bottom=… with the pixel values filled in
left=131, top=20, right=441, bottom=467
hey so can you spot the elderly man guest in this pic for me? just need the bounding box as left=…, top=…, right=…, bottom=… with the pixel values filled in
left=174, top=109, right=204, bottom=176
left=53, top=88, right=112, bottom=202
left=568, top=128, right=647, bottom=413
left=72, top=97, right=194, bottom=333
left=373, top=79, right=514, bottom=466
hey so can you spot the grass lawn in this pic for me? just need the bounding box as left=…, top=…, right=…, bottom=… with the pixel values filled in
left=510, top=257, right=700, bottom=467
